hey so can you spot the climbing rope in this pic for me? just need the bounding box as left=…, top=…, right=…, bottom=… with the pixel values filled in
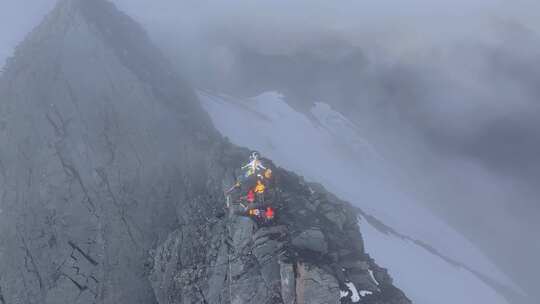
left=226, top=211, right=233, bottom=303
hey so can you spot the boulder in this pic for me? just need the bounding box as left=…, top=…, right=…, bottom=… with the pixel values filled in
left=292, top=228, right=328, bottom=254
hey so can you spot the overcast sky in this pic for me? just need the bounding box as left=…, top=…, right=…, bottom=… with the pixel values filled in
left=2, top=0, right=540, bottom=66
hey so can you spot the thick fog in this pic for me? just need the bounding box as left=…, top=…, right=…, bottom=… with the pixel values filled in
left=1, top=0, right=539, bottom=302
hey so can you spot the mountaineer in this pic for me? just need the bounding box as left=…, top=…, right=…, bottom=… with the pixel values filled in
left=226, top=151, right=276, bottom=223
left=242, top=151, right=267, bottom=178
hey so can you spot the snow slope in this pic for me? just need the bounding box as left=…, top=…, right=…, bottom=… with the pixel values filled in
left=199, top=90, right=522, bottom=304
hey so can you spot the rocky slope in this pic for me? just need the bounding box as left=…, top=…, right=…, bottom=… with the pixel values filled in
left=150, top=151, right=411, bottom=304
left=0, top=0, right=217, bottom=303
left=0, top=0, right=409, bottom=303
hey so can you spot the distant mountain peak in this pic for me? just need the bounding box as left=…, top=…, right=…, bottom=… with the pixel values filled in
left=5, top=0, right=215, bottom=139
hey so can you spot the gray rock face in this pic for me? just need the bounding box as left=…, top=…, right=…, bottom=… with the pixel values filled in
left=0, top=1, right=216, bottom=303
left=296, top=263, right=340, bottom=304
left=279, top=262, right=296, bottom=304
left=292, top=228, right=328, bottom=254
left=0, top=1, right=411, bottom=304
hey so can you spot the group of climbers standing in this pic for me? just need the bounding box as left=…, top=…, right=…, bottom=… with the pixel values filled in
left=226, top=151, right=276, bottom=224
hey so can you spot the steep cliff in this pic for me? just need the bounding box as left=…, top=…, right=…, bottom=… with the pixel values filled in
left=0, top=1, right=409, bottom=303
left=0, top=0, right=217, bottom=303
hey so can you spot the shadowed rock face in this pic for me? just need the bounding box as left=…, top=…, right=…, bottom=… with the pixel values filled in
left=0, top=0, right=217, bottom=303
left=0, top=1, right=409, bottom=303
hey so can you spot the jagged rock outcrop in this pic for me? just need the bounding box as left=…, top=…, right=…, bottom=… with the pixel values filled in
left=0, top=1, right=410, bottom=303
left=149, top=152, right=411, bottom=304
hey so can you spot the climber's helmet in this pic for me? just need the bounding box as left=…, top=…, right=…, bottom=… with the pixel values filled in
left=250, top=151, right=260, bottom=161
left=264, top=169, right=273, bottom=179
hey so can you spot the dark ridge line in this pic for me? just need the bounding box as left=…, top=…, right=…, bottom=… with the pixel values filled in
left=0, top=281, right=5, bottom=304
left=68, top=241, right=99, bottom=266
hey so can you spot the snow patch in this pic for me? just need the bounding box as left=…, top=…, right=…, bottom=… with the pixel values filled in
left=345, top=282, right=361, bottom=302
left=368, top=269, right=380, bottom=286
left=360, top=290, right=373, bottom=297
left=360, top=219, right=510, bottom=304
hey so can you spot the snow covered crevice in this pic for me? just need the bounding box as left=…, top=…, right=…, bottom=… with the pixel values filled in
left=357, top=208, right=523, bottom=303
left=199, top=90, right=523, bottom=304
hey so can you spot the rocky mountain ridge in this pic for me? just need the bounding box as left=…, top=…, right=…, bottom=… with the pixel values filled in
left=150, top=151, right=411, bottom=303
left=0, top=1, right=409, bottom=303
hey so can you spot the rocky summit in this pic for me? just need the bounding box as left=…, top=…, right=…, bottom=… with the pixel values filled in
left=0, top=0, right=410, bottom=303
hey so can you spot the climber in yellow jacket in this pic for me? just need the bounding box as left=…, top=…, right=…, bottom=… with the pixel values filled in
left=254, top=179, right=266, bottom=194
